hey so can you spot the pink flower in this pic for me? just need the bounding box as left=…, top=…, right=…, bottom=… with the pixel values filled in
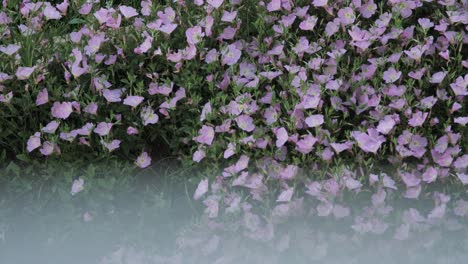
left=123, top=95, right=144, bottom=107
left=266, top=0, right=281, bottom=12
left=119, top=5, right=138, bottom=18
left=193, top=125, right=215, bottom=145
left=221, top=44, right=241, bottom=66
left=382, top=67, right=401, bottom=83
left=51, top=102, right=73, bottom=119
left=236, top=115, right=255, bottom=132
left=35, top=88, right=48, bottom=106
left=352, top=128, right=386, bottom=154
left=16, top=66, right=36, bottom=80
left=71, top=178, right=84, bottom=195
left=94, top=122, right=113, bottom=136
left=305, top=114, right=324, bottom=128
left=27, top=132, right=41, bottom=152
left=135, top=152, right=151, bottom=168
left=186, top=26, right=204, bottom=45
left=193, top=178, right=209, bottom=200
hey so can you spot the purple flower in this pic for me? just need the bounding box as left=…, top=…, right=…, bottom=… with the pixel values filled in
left=295, top=135, right=318, bottom=154
left=186, top=26, right=204, bottom=45
left=119, top=5, right=138, bottom=18
left=71, top=178, right=84, bottom=195
left=223, top=143, right=236, bottom=159
left=84, top=102, right=98, bottom=115
left=376, top=115, right=396, bottom=134
left=221, top=44, right=241, bottom=66
left=331, top=141, right=353, bottom=153
left=236, top=115, right=255, bottom=132
left=101, top=139, right=121, bottom=152
left=207, top=0, right=224, bottom=9
left=221, top=10, right=237, bottom=22
left=39, top=141, right=56, bottom=156
left=430, top=71, right=447, bottom=84
left=193, top=178, right=209, bottom=200
left=338, top=7, right=356, bottom=25
left=75, top=123, right=94, bottom=136
left=275, top=127, right=288, bottom=148
left=35, top=88, right=48, bottom=106
left=359, top=1, right=377, bottom=18
left=0, top=44, right=20, bottom=55
left=15, top=66, right=36, bottom=80
left=277, top=187, right=294, bottom=203
left=51, top=102, right=73, bottom=120
left=312, top=0, right=328, bottom=7
left=279, top=165, right=299, bottom=180
left=123, top=95, right=144, bottom=107
left=266, top=0, right=281, bottom=12
left=299, top=16, right=318, bottom=31
left=408, top=111, right=428, bottom=127
left=94, top=122, right=113, bottom=136
left=454, top=117, right=468, bottom=126
left=418, top=18, right=434, bottom=29
left=456, top=172, right=468, bottom=185
left=27, top=132, right=41, bottom=152
left=103, top=88, right=125, bottom=103
left=127, top=126, right=139, bottom=135
left=135, top=152, right=151, bottom=168
left=44, top=4, right=62, bottom=20
left=305, top=114, right=324, bottom=128
left=422, top=167, right=438, bottom=183
left=352, top=128, right=386, bottom=154
left=383, top=67, right=401, bottom=83
left=193, top=125, right=215, bottom=145
left=41, top=121, right=60, bottom=134
left=141, top=106, right=159, bottom=126
left=192, top=149, right=206, bottom=163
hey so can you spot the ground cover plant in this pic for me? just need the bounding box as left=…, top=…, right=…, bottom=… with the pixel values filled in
left=0, top=0, right=467, bottom=262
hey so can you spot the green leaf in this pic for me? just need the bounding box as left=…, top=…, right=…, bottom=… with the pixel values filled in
left=68, top=18, right=86, bottom=25
left=16, top=154, right=30, bottom=162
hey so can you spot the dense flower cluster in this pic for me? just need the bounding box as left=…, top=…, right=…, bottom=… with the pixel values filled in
left=0, top=1, right=467, bottom=213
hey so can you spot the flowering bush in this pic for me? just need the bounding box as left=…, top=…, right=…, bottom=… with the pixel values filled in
left=0, top=1, right=466, bottom=185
